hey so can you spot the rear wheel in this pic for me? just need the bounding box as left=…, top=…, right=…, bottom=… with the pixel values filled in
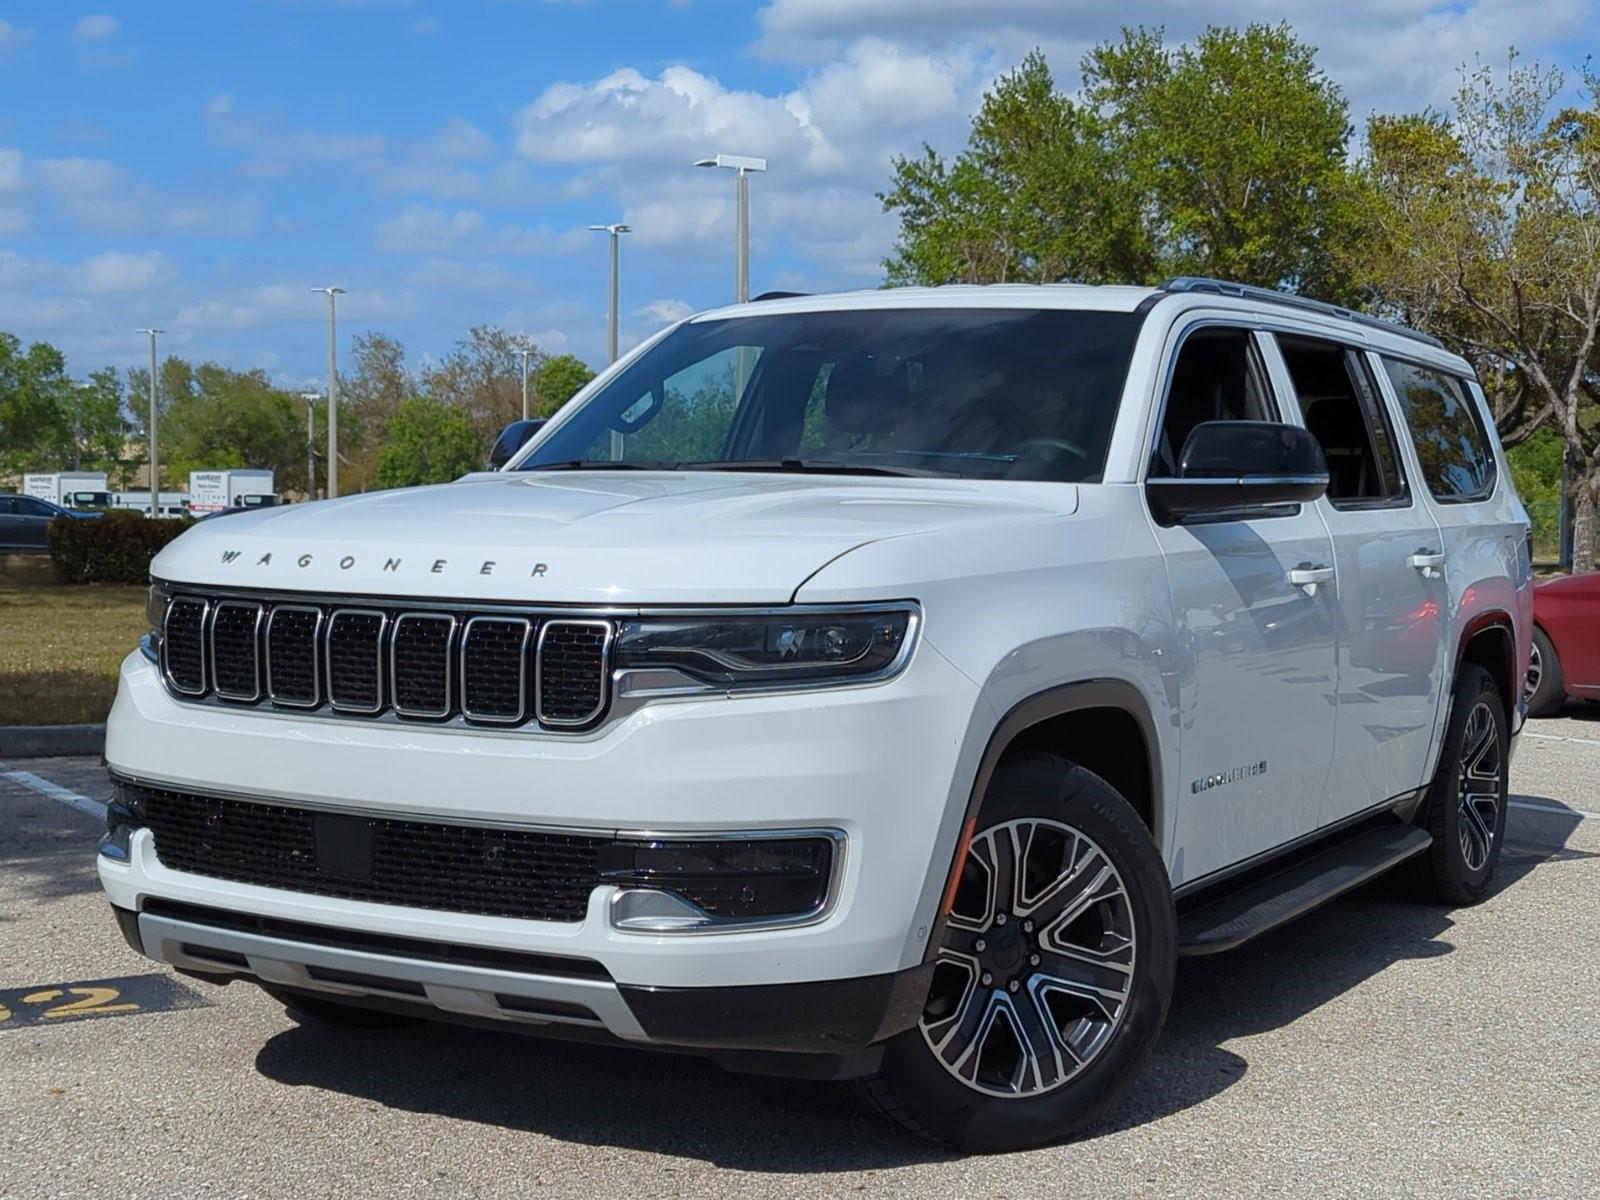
left=859, top=756, right=1174, bottom=1152
left=1524, top=627, right=1566, bottom=718
left=1412, top=664, right=1509, bottom=905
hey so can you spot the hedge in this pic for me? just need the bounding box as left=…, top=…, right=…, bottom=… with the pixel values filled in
left=48, top=510, right=195, bottom=585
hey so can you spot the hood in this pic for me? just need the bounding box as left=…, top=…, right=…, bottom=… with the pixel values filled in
left=152, top=471, right=1078, bottom=605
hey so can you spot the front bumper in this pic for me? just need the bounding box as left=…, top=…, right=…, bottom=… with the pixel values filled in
left=111, top=899, right=934, bottom=1060
left=100, top=641, right=979, bottom=1011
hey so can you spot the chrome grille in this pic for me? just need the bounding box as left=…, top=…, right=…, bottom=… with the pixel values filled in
left=161, top=597, right=209, bottom=695
left=157, top=592, right=612, bottom=732
left=461, top=617, right=532, bottom=723
left=210, top=601, right=263, bottom=701
left=265, top=606, right=320, bottom=707
left=537, top=621, right=612, bottom=726
left=391, top=614, right=455, bottom=718
left=326, top=609, right=385, bottom=714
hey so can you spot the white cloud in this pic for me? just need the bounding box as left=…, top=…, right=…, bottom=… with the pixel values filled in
left=753, top=0, right=1592, bottom=115
left=73, top=14, right=120, bottom=42
left=205, top=92, right=388, bottom=177
left=0, top=148, right=20, bottom=190
left=0, top=206, right=25, bottom=234
left=0, top=19, right=33, bottom=46
left=76, top=250, right=170, bottom=293
left=638, top=298, right=694, bottom=325
left=175, top=284, right=415, bottom=331
left=375, top=205, right=549, bottom=254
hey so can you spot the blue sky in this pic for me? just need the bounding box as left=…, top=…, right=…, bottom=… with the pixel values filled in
left=1, top=0, right=1595, bottom=388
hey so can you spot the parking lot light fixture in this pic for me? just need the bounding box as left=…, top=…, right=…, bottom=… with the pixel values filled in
left=299, top=393, right=320, bottom=500
left=516, top=343, right=535, bottom=421
left=134, top=328, right=164, bottom=517
left=311, top=287, right=345, bottom=498
left=694, top=154, right=767, bottom=303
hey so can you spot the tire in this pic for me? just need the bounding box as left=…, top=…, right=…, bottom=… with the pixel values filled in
left=858, top=755, right=1175, bottom=1153
left=262, top=984, right=415, bottom=1030
left=1525, top=626, right=1566, bottom=718
left=1411, top=664, right=1509, bottom=905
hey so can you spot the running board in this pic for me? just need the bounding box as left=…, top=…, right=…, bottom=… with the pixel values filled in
left=1177, top=822, right=1432, bottom=956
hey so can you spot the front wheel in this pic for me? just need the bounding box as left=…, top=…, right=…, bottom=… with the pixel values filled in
left=1525, top=627, right=1566, bottom=718
left=858, top=756, right=1175, bottom=1152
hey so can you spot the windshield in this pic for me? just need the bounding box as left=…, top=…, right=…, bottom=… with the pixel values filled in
left=515, top=307, right=1143, bottom=481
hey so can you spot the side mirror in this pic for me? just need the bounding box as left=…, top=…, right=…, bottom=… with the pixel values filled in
left=487, top=419, right=546, bottom=470
left=1147, top=420, right=1328, bottom=524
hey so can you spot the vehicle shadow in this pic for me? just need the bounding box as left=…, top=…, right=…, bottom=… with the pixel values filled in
left=251, top=794, right=1592, bottom=1170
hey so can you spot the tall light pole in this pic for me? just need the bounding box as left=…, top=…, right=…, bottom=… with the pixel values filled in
left=694, top=153, right=767, bottom=302
left=587, top=223, right=631, bottom=363
left=135, top=328, right=163, bottom=516
left=515, top=344, right=534, bottom=421
left=311, top=287, right=345, bottom=498
left=299, top=393, right=319, bottom=501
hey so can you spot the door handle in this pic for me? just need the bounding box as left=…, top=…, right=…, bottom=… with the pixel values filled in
left=1287, top=565, right=1335, bottom=586
left=1408, top=550, right=1446, bottom=575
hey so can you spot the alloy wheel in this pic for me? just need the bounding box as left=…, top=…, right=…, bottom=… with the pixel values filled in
left=1457, top=700, right=1503, bottom=873
left=1523, top=641, right=1542, bottom=704
left=920, top=818, right=1135, bottom=1098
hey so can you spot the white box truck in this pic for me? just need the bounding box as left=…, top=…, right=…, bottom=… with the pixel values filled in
left=188, top=469, right=276, bottom=515
left=23, top=472, right=111, bottom=509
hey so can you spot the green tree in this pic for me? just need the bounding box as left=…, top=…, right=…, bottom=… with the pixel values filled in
left=374, top=396, right=484, bottom=489
left=883, top=27, right=1370, bottom=299
left=420, top=325, right=545, bottom=443
left=533, top=354, right=596, bottom=415
left=1365, top=54, right=1600, bottom=568
left=0, top=333, right=74, bottom=479
left=73, top=367, right=134, bottom=483
left=882, top=51, right=1149, bottom=285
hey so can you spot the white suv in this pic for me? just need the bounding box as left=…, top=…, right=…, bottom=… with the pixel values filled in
left=99, top=279, right=1532, bottom=1151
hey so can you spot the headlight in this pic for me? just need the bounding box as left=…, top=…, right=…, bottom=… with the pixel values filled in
left=613, top=605, right=917, bottom=691
left=141, top=581, right=170, bottom=664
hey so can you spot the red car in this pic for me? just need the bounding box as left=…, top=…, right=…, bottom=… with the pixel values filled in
left=1526, top=571, right=1600, bottom=716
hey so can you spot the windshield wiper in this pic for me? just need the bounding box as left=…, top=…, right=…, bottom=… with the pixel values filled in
left=679, top=458, right=951, bottom=478
left=523, top=460, right=678, bottom=471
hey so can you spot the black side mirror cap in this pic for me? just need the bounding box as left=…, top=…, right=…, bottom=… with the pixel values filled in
left=488, top=419, right=546, bottom=470
left=1147, top=420, right=1328, bottom=524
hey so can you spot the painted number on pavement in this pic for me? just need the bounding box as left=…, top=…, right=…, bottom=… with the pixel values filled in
left=0, top=974, right=209, bottom=1030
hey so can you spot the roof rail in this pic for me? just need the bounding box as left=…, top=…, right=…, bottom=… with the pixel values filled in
left=749, top=290, right=809, bottom=302
left=1160, top=277, right=1444, bottom=349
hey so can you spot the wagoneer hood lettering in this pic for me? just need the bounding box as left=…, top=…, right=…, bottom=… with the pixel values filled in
left=152, top=471, right=1077, bottom=605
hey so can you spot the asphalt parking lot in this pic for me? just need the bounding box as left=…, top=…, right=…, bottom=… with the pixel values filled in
left=3, top=711, right=1598, bottom=1199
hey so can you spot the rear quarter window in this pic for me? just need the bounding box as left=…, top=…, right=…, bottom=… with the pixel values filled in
left=1380, top=358, right=1497, bottom=503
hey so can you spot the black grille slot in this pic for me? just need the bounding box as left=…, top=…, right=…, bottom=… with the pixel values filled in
left=211, top=602, right=262, bottom=701
left=393, top=614, right=455, bottom=717
left=327, top=610, right=385, bottom=712
left=137, top=785, right=607, bottom=923
left=162, top=597, right=209, bottom=695
left=461, top=617, right=531, bottom=723
left=266, top=606, right=320, bottom=706
left=537, top=621, right=610, bottom=725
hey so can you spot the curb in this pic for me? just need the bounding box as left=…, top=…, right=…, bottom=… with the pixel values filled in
left=0, top=723, right=106, bottom=758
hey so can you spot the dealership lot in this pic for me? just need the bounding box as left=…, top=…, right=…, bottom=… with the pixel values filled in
left=3, top=712, right=1598, bottom=1199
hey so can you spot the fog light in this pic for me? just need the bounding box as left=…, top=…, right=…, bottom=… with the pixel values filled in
left=100, top=785, right=147, bottom=861
left=601, top=834, right=837, bottom=929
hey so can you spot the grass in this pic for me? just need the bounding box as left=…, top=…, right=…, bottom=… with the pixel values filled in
left=0, top=555, right=148, bottom=726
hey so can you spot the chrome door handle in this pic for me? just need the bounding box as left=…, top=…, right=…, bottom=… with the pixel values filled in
left=1287, top=565, right=1335, bottom=586
left=1408, top=550, right=1446, bottom=574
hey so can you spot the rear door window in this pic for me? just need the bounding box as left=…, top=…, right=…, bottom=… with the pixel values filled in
left=1277, top=336, right=1408, bottom=508
left=1380, top=359, right=1496, bottom=503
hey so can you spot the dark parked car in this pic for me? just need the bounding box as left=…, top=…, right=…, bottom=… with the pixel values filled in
left=1526, top=571, right=1600, bottom=716
left=0, top=494, right=101, bottom=551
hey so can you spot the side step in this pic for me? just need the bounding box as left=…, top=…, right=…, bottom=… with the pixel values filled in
left=1177, top=822, right=1432, bottom=956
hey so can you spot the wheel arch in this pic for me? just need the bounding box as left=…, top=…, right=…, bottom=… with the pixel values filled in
left=923, top=679, right=1167, bottom=965
left=1456, top=610, right=1517, bottom=721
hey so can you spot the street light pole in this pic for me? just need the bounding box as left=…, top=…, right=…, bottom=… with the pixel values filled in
left=516, top=345, right=534, bottom=421
left=693, top=154, right=767, bottom=302
left=587, top=223, right=632, bottom=364
left=311, top=287, right=345, bottom=498
left=300, top=393, right=319, bottom=501
left=135, top=328, right=163, bottom=516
